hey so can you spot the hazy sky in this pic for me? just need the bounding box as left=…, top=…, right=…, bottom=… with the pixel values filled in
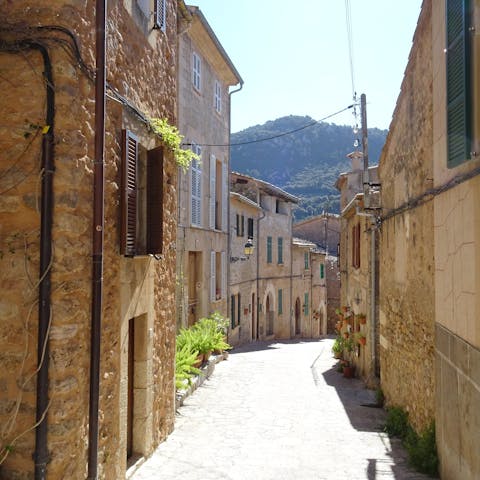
left=191, top=0, right=423, bottom=133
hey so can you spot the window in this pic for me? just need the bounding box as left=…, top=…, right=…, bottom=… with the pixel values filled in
left=304, top=292, right=309, bottom=316
left=209, top=157, right=227, bottom=231
left=446, top=0, right=472, bottom=167
left=154, top=0, right=166, bottom=31
left=275, top=199, right=280, bottom=213
left=278, top=289, right=283, bottom=315
left=192, top=52, right=201, bottom=91
left=190, top=145, right=202, bottom=226
left=121, top=130, right=164, bottom=257
left=214, top=80, right=222, bottom=113
left=247, top=217, right=254, bottom=238
left=267, top=236, right=272, bottom=263
left=236, top=214, right=244, bottom=236
left=352, top=223, right=361, bottom=268
left=320, top=263, right=325, bottom=279
left=304, top=252, right=309, bottom=270
left=277, top=237, right=283, bottom=264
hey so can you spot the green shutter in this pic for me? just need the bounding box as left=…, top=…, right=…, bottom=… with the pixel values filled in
left=278, top=289, right=283, bottom=314
left=230, top=295, right=235, bottom=329
left=278, top=237, right=283, bottom=264
left=267, top=236, right=272, bottom=263
left=446, top=0, right=471, bottom=167
left=304, top=293, right=309, bottom=315
left=320, top=263, right=325, bottom=279
left=304, top=252, right=309, bottom=269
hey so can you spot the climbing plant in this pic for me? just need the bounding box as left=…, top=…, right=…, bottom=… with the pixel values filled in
left=149, top=117, right=199, bottom=171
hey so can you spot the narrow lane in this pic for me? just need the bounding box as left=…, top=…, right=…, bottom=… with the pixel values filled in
left=131, top=338, right=433, bottom=480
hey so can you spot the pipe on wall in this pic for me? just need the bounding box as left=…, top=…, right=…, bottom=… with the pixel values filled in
left=87, top=0, right=106, bottom=478
left=32, top=42, right=55, bottom=480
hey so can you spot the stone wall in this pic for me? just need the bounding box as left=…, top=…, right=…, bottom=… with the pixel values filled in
left=377, top=0, right=435, bottom=432
left=0, top=1, right=178, bottom=478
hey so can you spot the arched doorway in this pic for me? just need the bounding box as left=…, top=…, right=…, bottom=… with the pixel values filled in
left=266, top=294, right=274, bottom=336
left=295, top=297, right=301, bottom=336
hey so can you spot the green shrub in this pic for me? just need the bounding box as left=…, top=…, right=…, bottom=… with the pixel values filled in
left=332, top=336, right=344, bottom=355
left=384, top=407, right=438, bottom=477
left=384, top=406, right=410, bottom=439
left=175, top=344, right=200, bottom=390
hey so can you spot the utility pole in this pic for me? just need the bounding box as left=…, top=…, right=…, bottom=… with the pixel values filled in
left=360, top=93, right=370, bottom=207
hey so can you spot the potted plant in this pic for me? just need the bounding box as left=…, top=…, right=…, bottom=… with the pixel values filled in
left=332, top=336, right=344, bottom=359
left=356, top=313, right=367, bottom=325
left=343, top=361, right=355, bottom=378
left=356, top=333, right=366, bottom=346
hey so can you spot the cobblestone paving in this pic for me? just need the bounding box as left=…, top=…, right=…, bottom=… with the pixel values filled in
left=130, top=338, right=435, bottom=480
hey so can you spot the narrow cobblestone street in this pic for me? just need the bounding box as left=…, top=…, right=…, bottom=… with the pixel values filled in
left=130, top=338, right=434, bottom=480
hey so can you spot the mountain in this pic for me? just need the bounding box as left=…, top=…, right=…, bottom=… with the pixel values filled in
left=230, top=115, right=387, bottom=221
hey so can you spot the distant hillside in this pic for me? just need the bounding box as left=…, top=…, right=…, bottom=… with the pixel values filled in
left=231, top=116, right=387, bottom=221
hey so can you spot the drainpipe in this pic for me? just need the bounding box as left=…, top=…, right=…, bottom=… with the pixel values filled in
left=33, top=42, right=55, bottom=480
left=87, top=1, right=106, bottom=478
left=227, top=82, right=243, bottom=340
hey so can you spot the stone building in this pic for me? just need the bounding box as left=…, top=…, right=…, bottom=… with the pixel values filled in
left=292, top=213, right=341, bottom=332
left=231, top=172, right=302, bottom=341
left=176, top=5, right=242, bottom=330
left=0, top=1, right=181, bottom=478
left=291, top=238, right=327, bottom=338
left=373, top=0, right=480, bottom=478
left=335, top=152, right=380, bottom=384
left=377, top=0, right=435, bottom=436
left=228, top=192, right=261, bottom=345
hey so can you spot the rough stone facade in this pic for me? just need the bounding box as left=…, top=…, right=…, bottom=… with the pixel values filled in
left=377, top=1, right=435, bottom=432
left=176, top=6, right=242, bottom=330
left=0, top=1, right=178, bottom=478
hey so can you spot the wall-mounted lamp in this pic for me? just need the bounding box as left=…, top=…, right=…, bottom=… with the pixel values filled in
left=230, top=238, right=255, bottom=263
left=244, top=237, right=254, bottom=257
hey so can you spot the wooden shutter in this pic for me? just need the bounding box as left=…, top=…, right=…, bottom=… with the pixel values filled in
left=210, top=251, right=216, bottom=302
left=247, top=218, right=254, bottom=238
left=154, top=0, right=166, bottom=32
left=278, top=237, right=283, bottom=264
left=191, top=153, right=202, bottom=226
left=267, top=236, right=272, bottom=263
left=230, top=295, right=235, bottom=329
left=146, top=146, right=164, bottom=254
left=221, top=161, right=228, bottom=231
left=209, top=154, right=216, bottom=229
left=121, top=130, right=138, bottom=256
left=278, top=289, right=283, bottom=315
left=304, top=293, right=309, bottom=316
left=446, top=0, right=471, bottom=167
left=237, top=293, right=241, bottom=326
left=221, top=251, right=226, bottom=299
left=240, top=215, right=245, bottom=236
left=320, top=263, right=325, bottom=279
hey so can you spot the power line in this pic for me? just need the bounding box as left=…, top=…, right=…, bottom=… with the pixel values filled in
left=183, top=104, right=356, bottom=148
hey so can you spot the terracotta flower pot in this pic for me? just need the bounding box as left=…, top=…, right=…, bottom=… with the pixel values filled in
left=343, top=332, right=349, bottom=339
left=343, top=365, right=355, bottom=378
left=358, top=315, right=367, bottom=325
left=358, top=337, right=366, bottom=346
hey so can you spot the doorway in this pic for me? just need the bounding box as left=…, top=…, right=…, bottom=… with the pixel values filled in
left=295, top=298, right=301, bottom=336
left=266, top=294, right=274, bottom=336
left=188, top=251, right=201, bottom=327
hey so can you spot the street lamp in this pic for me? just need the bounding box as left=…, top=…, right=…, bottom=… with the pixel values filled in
left=244, top=237, right=254, bottom=257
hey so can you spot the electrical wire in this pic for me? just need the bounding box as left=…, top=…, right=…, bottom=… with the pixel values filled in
left=182, top=104, right=356, bottom=148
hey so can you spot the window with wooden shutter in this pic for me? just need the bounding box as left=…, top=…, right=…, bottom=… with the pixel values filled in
left=121, top=130, right=138, bottom=256
left=209, top=154, right=216, bottom=230
left=191, top=146, right=202, bottom=226
left=247, top=218, right=254, bottom=239
left=267, top=236, right=272, bottom=263
left=278, top=289, right=283, bottom=315
left=352, top=223, right=361, bottom=268
left=446, top=0, right=472, bottom=167
left=192, top=52, right=201, bottom=91
left=277, top=237, right=283, bottom=264
left=221, top=251, right=226, bottom=299
left=146, top=146, right=163, bottom=254
left=221, top=161, right=228, bottom=231
left=230, top=295, right=236, bottom=329
left=214, top=80, right=222, bottom=113
left=304, top=252, right=309, bottom=270
left=320, top=263, right=325, bottom=279
left=210, top=251, right=216, bottom=302
left=237, top=293, right=241, bottom=326
left=154, top=0, right=166, bottom=32
left=304, top=292, right=309, bottom=316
